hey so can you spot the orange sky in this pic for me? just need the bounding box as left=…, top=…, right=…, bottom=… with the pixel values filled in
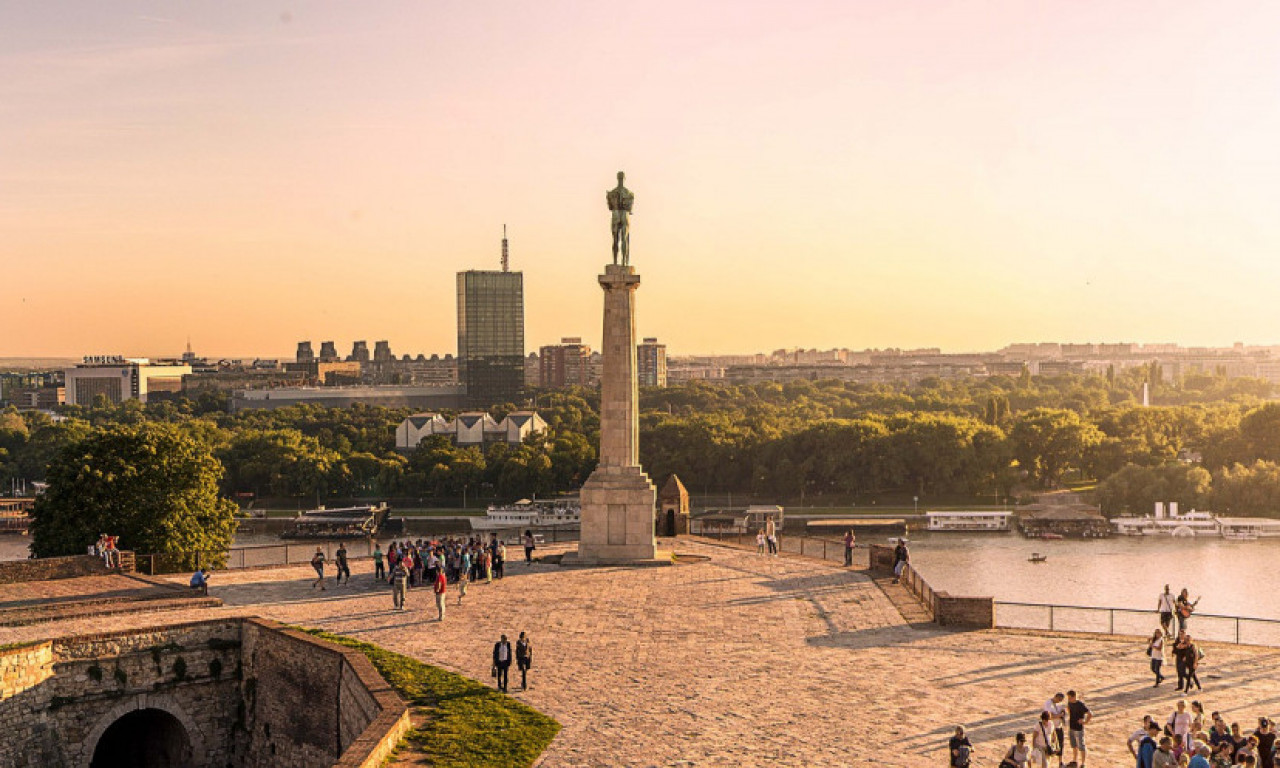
left=4, top=2, right=1280, bottom=358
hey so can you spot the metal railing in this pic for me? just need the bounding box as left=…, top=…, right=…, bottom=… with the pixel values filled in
left=697, top=530, right=869, bottom=568
left=995, top=601, right=1280, bottom=647
left=898, top=563, right=938, bottom=618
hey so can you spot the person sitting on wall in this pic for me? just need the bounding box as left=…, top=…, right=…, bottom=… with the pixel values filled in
left=190, top=568, right=210, bottom=595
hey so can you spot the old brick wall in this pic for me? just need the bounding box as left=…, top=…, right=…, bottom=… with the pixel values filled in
left=0, top=553, right=132, bottom=584
left=0, top=618, right=407, bottom=768
left=240, top=620, right=346, bottom=767
left=935, top=595, right=995, bottom=628
left=0, top=620, right=244, bottom=767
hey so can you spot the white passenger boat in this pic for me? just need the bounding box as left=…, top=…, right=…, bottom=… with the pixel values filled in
left=925, top=511, right=1012, bottom=532
left=1111, top=502, right=1220, bottom=537
left=1216, top=517, right=1280, bottom=539
left=469, top=498, right=581, bottom=531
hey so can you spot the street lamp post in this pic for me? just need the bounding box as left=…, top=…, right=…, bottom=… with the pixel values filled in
left=913, top=495, right=919, bottom=514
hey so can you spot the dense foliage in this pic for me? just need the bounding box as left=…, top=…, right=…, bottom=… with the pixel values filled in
left=30, top=422, right=238, bottom=559
left=2, top=367, right=1278, bottom=516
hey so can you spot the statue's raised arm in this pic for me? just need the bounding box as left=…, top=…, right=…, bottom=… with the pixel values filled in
left=607, top=171, right=634, bottom=266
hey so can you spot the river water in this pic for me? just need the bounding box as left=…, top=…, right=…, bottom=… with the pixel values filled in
left=904, top=531, right=1280, bottom=619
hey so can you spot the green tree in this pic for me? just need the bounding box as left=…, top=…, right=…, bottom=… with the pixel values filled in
left=1095, top=463, right=1211, bottom=516
left=1010, top=408, right=1103, bottom=487
left=1211, top=460, right=1280, bottom=517
left=30, top=423, right=238, bottom=561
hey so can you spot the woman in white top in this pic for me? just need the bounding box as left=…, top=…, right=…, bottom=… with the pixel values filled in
left=1030, top=711, right=1056, bottom=768
left=1169, top=699, right=1193, bottom=741
left=1147, top=629, right=1167, bottom=687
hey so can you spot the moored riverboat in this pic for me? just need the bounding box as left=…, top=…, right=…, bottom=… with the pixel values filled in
left=469, top=498, right=581, bottom=532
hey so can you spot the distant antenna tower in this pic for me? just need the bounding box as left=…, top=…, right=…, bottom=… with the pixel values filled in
left=501, top=224, right=510, bottom=272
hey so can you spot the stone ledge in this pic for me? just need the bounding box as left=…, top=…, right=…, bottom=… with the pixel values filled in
left=559, top=550, right=674, bottom=568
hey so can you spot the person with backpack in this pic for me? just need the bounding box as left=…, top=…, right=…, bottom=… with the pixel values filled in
left=310, top=547, right=327, bottom=591
left=948, top=725, right=972, bottom=768
left=1000, top=732, right=1030, bottom=768
left=1136, top=722, right=1161, bottom=768
left=1147, top=629, right=1167, bottom=686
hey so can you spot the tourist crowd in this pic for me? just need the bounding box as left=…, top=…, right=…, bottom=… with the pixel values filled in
left=948, top=584, right=1268, bottom=768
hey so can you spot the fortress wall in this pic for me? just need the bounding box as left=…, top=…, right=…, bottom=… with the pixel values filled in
left=0, top=553, right=131, bottom=584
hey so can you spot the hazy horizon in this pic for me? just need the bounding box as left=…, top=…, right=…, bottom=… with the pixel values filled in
left=6, top=2, right=1280, bottom=357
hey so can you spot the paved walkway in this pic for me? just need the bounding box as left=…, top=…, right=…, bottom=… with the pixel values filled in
left=4, top=541, right=1280, bottom=766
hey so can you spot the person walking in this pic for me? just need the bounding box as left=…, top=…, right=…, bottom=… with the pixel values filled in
left=765, top=517, right=778, bottom=555
left=892, top=538, right=910, bottom=584
left=390, top=559, right=409, bottom=610
left=949, top=725, right=973, bottom=768
left=492, top=634, right=513, bottom=693
left=1065, top=690, right=1091, bottom=768
left=843, top=529, right=856, bottom=567
left=1031, top=711, right=1057, bottom=768
left=433, top=568, right=447, bottom=621
left=1148, top=629, right=1167, bottom=686
left=310, top=547, right=327, bottom=590
left=1174, top=632, right=1203, bottom=692
left=515, top=631, right=533, bottom=691
left=334, top=543, right=351, bottom=586
left=523, top=530, right=536, bottom=565
left=1159, top=585, right=1177, bottom=639
left=457, top=564, right=469, bottom=605
left=373, top=543, right=385, bottom=580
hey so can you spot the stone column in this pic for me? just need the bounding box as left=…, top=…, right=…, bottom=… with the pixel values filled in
left=569, top=264, right=663, bottom=565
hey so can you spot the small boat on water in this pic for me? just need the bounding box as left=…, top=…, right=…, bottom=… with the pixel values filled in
left=1028, top=553, right=1048, bottom=563
left=1037, top=533, right=1064, bottom=541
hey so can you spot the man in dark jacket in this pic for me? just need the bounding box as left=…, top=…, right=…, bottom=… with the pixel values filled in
left=516, top=632, right=533, bottom=690
left=492, top=634, right=513, bottom=693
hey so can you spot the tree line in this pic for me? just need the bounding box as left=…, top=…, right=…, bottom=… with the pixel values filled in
left=2, top=368, right=1279, bottom=515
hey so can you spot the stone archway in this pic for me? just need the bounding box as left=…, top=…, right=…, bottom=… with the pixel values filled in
left=83, top=694, right=205, bottom=768
left=90, top=708, right=191, bottom=768
left=665, top=508, right=676, bottom=537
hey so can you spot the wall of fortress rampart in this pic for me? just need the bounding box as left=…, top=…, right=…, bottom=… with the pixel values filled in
left=0, top=617, right=409, bottom=768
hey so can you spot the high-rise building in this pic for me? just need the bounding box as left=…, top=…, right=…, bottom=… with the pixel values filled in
left=349, top=340, right=370, bottom=364
left=539, top=337, right=593, bottom=388
left=319, top=341, right=338, bottom=362
left=638, top=337, right=668, bottom=387
left=457, top=236, right=524, bottom=406
left=373, top=341, right=392, bottom=364
left=296, top=341, right=314, bottom=364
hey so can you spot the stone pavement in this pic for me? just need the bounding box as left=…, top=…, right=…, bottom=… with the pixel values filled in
left=4, top=541, right=1280, bottom=766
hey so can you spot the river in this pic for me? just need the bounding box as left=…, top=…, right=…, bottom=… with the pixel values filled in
left=905, top=531, right=1280, bottom=619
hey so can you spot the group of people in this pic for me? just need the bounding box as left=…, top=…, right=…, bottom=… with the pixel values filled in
left=955, top=691, right=1094, bottom=768
left=89, top=533, right=121, bottom=568
left=1126, top=703, right=1279, bottom=767
left=754, top=518, right=779, bottom=555
left=1149, top=586, right=1206, bottom=692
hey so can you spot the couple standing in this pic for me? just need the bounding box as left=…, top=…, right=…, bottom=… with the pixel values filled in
left=492, top=632, right=534, bottom=692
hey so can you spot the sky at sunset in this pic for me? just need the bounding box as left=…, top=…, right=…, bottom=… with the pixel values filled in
left=4, top=1, right=1280, bottom=358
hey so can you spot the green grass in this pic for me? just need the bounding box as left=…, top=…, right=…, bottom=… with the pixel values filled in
left=302, top=629, right=560, bottom=768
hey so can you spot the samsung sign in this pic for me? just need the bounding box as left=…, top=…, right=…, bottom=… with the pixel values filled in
left=82, top=356, right=126, bottom=365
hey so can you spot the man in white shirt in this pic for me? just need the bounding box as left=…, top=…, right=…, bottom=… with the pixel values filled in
left=1158, top=585, right=1177, bottom=638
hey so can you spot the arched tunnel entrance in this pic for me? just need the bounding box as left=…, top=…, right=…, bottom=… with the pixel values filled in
left=90, top=708, right=193, bottom=768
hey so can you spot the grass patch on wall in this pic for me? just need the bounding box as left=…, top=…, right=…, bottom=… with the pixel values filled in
left=302, top=629, right=560, bottom=768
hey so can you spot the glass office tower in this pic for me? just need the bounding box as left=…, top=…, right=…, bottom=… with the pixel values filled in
left=457, top=270, right=525, bottom=406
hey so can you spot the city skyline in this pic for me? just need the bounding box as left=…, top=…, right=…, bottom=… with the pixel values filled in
left=6, top=2, right=1280, bottom=357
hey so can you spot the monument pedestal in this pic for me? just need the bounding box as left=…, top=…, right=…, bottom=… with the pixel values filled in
left=566, top=262, right=671, bottom=567
left=562, top=466, right=669, bottom=566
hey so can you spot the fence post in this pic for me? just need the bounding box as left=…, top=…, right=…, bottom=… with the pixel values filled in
left=800, top=538, right=805, bottom=556
left=1049, top=605, right=1055, bottom=631
left=823, top=540, right=828, bottom=561
left=1236, top=619, right=1241, bottom=645
left=1109, top=610, right=1114, bottom=636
